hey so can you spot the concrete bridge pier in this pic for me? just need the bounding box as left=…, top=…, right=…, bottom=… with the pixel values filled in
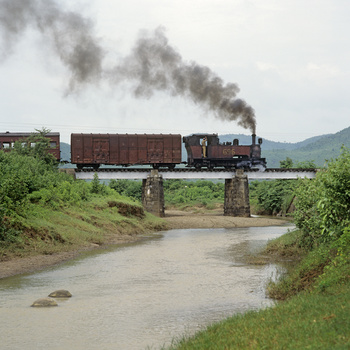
left=142, top=170, right=165, bottom=217
left=224, top=169, right=250, bottom=217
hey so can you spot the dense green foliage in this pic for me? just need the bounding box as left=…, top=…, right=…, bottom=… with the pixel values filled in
left=0, top=149, right=103, bottom=246
left=249, top=180, right=296, bottom=215
left=249, top=157, right=316, bottom=215
left=109, top=179, right=142, bottom=201
left=164, top=180, right=224, bottom=209
left=262, top=147, right=350, bottom=299
left=0, top=131, right=160, bottom=255
left=293, top=146, right=350, bottom=247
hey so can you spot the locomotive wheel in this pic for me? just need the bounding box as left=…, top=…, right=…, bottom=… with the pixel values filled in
left=195, top=164, right=201, bottom=170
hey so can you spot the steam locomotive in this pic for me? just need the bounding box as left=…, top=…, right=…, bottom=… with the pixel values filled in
left=0, top=131, right=266, bottom=170
left=70, top=132, right=266, bottom=170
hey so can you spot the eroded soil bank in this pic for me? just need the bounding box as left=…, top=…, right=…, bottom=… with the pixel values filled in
left=0, top=210, right=288, bottom=279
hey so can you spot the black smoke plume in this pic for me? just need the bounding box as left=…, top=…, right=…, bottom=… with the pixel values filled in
left=0, top=0, right=256, bottom=133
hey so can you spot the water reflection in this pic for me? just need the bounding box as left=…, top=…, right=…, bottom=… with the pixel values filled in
left=0, top=225, right=293, bottom=350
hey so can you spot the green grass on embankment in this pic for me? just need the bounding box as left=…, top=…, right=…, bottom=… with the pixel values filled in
left=167, top=282, right=349, bottom=349
left=165, top=229, right=350, bottom=350
left=0, top=194, right=167, bottom=260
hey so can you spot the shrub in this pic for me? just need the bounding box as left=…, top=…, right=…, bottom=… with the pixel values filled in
left=293, top=146, right=350, bottom=247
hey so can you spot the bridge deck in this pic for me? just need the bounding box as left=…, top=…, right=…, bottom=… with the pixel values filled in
left=74, top=168, right=317, bottom=180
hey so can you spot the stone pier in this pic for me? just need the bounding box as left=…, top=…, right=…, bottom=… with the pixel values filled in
left=224, top=169, right=250, bottom=217
left=142, top=170, right=165, bottom=217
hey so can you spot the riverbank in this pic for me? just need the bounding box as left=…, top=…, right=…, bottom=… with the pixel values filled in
left=0, top=209, right=288, bottom=278
left=164, top=209, right=288, bottom=229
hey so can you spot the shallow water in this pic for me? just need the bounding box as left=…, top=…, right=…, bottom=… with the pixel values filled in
left=0, top=225, right=292, bottom=350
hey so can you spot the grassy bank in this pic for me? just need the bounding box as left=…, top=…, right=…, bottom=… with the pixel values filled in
left=165, top=229, right=350, bottom=349
left=0, top=193, right=167, bottom=261
left=167, top=282, right=349, bottom=349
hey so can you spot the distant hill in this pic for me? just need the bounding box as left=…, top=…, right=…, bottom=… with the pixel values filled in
left=261, top=126, right=350, bottom=167
left=60, top=142, right=71, bottom=162
left=60, top=126, right=350, bottom=168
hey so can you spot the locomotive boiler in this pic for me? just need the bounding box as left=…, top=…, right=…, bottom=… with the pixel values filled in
left=183, top=133, right=266, bottom=170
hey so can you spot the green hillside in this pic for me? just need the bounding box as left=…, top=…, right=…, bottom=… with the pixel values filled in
left=60, top=142, right=70, bottom=162
left=262, top=126, right=350, bottom=167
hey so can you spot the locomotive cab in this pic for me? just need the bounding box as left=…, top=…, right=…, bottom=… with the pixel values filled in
left=183, top=134, right=219, bottom=169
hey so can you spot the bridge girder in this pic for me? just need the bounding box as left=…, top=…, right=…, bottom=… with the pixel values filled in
left=74, top=168, right=317, bottom=181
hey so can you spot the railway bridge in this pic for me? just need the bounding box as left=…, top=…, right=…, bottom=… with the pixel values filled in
left=75, top=168, right=317, bottom=217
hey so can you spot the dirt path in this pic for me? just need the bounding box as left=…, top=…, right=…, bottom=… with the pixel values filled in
left=0, top=210, right=289, bottom=279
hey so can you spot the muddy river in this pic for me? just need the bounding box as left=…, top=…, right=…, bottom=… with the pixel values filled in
left=0, top=225, right=292, bottom=350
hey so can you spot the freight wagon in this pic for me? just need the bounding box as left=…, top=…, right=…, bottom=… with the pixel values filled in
left=71, top=133, right=182, bottom=169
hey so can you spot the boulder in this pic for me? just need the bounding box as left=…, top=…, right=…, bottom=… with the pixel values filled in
left=48, top=289, right=72, bottom=298
left=31, top=297, right=58, bottom=307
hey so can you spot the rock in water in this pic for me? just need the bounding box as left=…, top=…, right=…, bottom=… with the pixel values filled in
left=31, top=298, right=58, bottom=307
left=48, top=290, right=72, bottom=298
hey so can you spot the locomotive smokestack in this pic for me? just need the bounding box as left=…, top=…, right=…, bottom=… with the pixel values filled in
left=252, top=134, right=256, bottom=145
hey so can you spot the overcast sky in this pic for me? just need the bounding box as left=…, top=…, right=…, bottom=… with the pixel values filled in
left=0, top=0, right=349, bottom=144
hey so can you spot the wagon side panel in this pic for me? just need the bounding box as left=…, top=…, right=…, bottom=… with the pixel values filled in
left=147, top=136, right=164, bottom=164
left=71, top=133, right=89, bottom=164
left=137, top=135, right=148, bottom=164
left=92, top=134, right=110, bottom=164
left=109, top=134, right=119, bottom=164
left=172, top=135, right=182, bottom=163
left=127, top=135, right=139, bottom=165
left=119, top=135, right=129, bottom=165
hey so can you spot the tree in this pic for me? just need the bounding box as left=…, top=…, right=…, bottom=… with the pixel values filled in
left=12, top=128, right=58, bottom=166
left=293, top=146, right=350, bottom=246
left=280, top=157, right=294, bottom=168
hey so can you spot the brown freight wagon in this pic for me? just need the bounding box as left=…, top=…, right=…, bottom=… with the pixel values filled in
left=71, top=133, right=182, bottom=169
left=0, top=131, right=60, bottom=160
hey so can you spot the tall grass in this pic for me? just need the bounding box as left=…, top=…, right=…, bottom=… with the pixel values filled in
left=167, top=282, right=349, bottom=349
